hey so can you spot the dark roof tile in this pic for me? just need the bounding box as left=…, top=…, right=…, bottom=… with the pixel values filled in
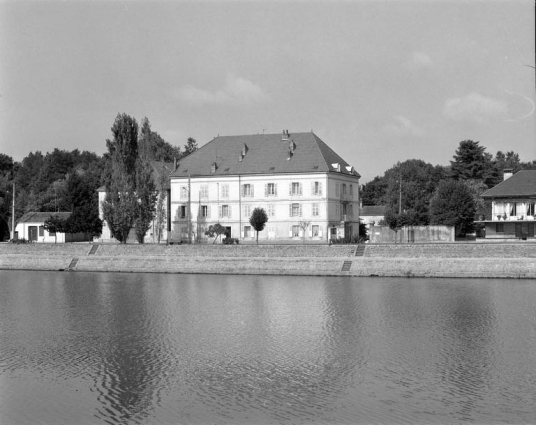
left=482, top=170, right=536, bottom=198
left=169, top=132, right=360, bottom=178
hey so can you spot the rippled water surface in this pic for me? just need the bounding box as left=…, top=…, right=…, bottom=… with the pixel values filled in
left=1, top=271, right=535, bottom=424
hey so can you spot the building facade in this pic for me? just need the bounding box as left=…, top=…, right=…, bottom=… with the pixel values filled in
left=480, top=169, right=536, bottom=239
left=14, top=212, right=90, bottom=243
left=169, top=132, right=360, bottom=243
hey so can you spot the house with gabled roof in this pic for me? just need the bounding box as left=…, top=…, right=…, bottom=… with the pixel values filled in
left=96, top=160, right=174, bottom=243
left=14, top=211, right=91, bottom=243
left=168, top=131, right=360, bottom=243
left=480, top=169, right=536, bottom=239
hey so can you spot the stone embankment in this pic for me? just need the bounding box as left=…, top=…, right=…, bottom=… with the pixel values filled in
left=1, top=243, right=535, bottom=278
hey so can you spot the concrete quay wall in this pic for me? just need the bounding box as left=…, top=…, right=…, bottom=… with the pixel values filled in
left=1, top=243, right=536, bottom=278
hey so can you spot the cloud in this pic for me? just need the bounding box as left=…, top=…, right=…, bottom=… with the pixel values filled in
left=174, top=75, right=269, bottom=106
left=443, top=92, right=508, bottom=123
left=383, top=115, right=425, bottom=137
left=405, top=51, right=434, bottom=70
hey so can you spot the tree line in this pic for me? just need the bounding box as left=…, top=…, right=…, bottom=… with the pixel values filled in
left=0, top=114, right=197, bottom=242
left=360, top=141, right=536, bottom=236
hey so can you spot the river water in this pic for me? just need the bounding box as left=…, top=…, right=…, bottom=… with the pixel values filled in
left=1, top=270, right=535, bottom=424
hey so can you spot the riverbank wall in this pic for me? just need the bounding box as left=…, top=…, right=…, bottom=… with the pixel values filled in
left=1, top=243, right=536, bottom=278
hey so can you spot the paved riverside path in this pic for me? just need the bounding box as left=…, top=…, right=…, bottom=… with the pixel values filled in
left=1, top=243, right=536, bottom=278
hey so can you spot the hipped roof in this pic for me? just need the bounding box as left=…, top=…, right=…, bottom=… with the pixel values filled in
left=17, top=211, right=72, bottom=224
left=482, top=170, right=536, bottom=198
left=170, top=132, right=360, bottom=178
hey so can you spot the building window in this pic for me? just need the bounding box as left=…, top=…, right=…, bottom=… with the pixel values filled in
left=200, top=205, right=209, bottom=218
left=290, top=182, right=302, bottom=196
left=39, top=226, right=44, bottom=237
left=179, top=205, right=187, bottom=218
left=200, top=185, right=208, bottom=199
left=220, top=205, right=231, bottom=218
left=244, top=226, right=252, bottom=238
left=496, top=223, right=504, bottom=233
left=221, top=184, right=229, bottom=198
left=342, top=184, right=347, bottom=195
left=510, top=203, right=517, bottom=216
left=528, top=202, right=535, bottom=216
left=290, top=203, right=302, bottom=217
left=312, top=203, right=319, bottom=216
left=267, top=204, right=275, bottom=217
left=180, top=185, right=188, bottom=200
left=311, top=181, right=322, bottom=196
left=292, top=225, right=300, bottom=237
left=349, top=184, right=353, bottom=198
left=335, top=183, right=340, bottom=198
left=244, top=205, right=251, bottom=217
left=312, top=225, right=320, bottom=237
left=265, top=183, right=277, bottom=196
left=242, top=184, right=254, bottom=197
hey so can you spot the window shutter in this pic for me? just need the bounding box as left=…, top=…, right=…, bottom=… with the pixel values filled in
left=241, top=184, right=245, bottom=197
left=319, top=182, right=322, bottom=196
left=309, top=228, right=313, bottom=237
left=251, top=185, right=254, bottom=197
left=289, top=183, right=292, bottom=196
left=311, top=181, right=315, bottom=195
left=299, top=183, right=303, bottom=195
left=265, top=183, right=268, bottom=197
left=274, top=184, right=278, bottom=197
left=289, top=204, right=293, bottom=217
left=228, top=205, right=232, bottom=218
left=289, top=227, right=293, bottom=238
left=335, top=183, right=340, bottom=198
left=219, top=206, right=222, bottom=218
left=299, top=204, right=302, bottom=217
left=241, top=228, right=245, bottom=238
left=207, top=206, right=211, bottom=218
left=336, top=204, right=340, bottom=216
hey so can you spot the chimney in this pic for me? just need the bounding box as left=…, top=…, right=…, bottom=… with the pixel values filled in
left=211, top=162, right=217, bottom=173
left=242, top=143, right=248, bottom=156
left=504, top=168, right=513, bottom=181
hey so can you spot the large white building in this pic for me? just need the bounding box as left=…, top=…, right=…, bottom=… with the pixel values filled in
left=169, top=131, right=360, bottom=243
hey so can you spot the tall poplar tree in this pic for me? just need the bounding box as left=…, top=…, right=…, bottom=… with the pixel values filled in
left=102, top=113, right=140, bottom=243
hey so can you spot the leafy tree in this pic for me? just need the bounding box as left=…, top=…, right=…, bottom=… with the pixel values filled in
left=43, top=214, right=67, bottom=244
left=297, top=220, right=310, bottom=244
left=138, top=117, right=182, bottom=162
left=429, top=180, right=476, bottom=236
left=154, top=170, right=168, bottom=243
left=450, top=140, right=497, bottom=187
left=102, top=114, right=140, bottom=243
left=360, top=175, right=388, bottom=206
left=381, top=160, right=447, bottom=225
left=134, top=158, right=157, bottom=243
left=205, top=223, right=226, bottom=244
left=249, top=208, right=268, bottom=244
left=358, top=219, right=368, bottom=242
left=183, top=137, right=198, bottom=157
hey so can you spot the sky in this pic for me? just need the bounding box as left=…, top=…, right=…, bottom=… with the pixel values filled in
left=1, top=0, right=534, bottom=183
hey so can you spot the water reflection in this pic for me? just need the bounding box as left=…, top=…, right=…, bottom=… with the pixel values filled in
left=1, top=271, right=535, bottom=424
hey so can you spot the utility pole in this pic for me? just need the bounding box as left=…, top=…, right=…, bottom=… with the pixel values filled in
left=11, top=183, right=15, bottom=241
left=398, top=177, right=402, bottom=215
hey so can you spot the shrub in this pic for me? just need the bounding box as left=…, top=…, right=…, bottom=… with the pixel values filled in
left=222, top=237, right=240, bottom=245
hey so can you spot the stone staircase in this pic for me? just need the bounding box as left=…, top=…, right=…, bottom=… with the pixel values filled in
left=354, top=244, right=366, bottom=257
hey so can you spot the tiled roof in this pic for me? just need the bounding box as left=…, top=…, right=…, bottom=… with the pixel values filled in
left=17, top=211, right=72, bottom=224
left=169, top=132, right=360, bottom=178
left=482, top=170, right=536, bottom=198
left=361, top=205, right=386, bottom=216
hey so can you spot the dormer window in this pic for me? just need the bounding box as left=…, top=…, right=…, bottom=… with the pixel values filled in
left=331, top=163, right=340, bottom=172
